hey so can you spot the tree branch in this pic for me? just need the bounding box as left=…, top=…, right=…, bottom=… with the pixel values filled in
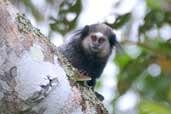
left=0, top=1, right=108, bottom=114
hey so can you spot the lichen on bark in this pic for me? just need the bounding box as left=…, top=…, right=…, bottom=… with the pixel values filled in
left=0, top=1, right=109, bottom=114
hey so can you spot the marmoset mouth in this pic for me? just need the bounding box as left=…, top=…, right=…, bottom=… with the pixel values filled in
left=90, top=46, right=100, bottom=53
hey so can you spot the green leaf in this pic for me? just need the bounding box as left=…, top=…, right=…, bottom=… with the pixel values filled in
left=111, top=13, right=131, bottom=29
left=139, top=100, right=171, bottom=114
left=49, top=0, right=82, bottom=35
left=139, top=10, right=164, bottom=34
left=115, top=52, right=132, bottom=70
left=116, top=51, right=151, bottom=94
left=21, top=0, right=43, bottom=21
left=146, top=0, right=162, bottom=10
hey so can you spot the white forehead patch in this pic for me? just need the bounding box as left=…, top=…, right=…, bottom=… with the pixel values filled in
left=94, top=32, right=104, bottom=38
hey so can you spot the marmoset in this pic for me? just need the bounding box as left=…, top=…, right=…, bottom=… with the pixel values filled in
left=59, top=23, right=119, bottom=90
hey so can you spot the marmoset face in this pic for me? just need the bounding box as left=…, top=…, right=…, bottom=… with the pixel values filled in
left=82, top=31, right=111, bottom=58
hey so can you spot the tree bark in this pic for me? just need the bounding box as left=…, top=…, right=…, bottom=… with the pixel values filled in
left=0, top=1, right=109, bottom=114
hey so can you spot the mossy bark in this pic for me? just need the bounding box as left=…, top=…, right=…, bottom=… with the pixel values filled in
left=0, top=1, right=109, bottom=114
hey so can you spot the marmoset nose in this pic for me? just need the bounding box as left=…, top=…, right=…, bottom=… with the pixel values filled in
left=91, top=35, right=97, bottom=42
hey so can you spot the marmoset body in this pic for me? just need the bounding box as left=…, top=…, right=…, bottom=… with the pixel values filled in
left=59, top=23, right=118, bottom=89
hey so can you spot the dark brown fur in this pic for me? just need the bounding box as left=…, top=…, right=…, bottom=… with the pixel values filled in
left=59, top=24, right=118, bottom=88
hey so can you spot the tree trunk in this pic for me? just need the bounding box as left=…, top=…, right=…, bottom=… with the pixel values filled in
left=0, top=1, right=109, bottom=114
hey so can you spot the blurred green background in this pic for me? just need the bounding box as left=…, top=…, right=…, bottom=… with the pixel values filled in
left=10, top=0, right=171, bottom=114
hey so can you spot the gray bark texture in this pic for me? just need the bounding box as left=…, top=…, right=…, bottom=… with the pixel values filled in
left=0, top=0, right=109, bottom=114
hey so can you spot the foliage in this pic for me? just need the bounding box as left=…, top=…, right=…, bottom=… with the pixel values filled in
left=113, top=0, right=171, bottom=114
left=139, top=100, right=171, bottom=114
left=49, top=0, right=81, bottom=35
left=21, top=0, right=44, bottom=21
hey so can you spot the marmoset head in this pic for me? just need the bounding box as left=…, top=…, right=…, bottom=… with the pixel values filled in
left=79, top=24, right=117, bottom=58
